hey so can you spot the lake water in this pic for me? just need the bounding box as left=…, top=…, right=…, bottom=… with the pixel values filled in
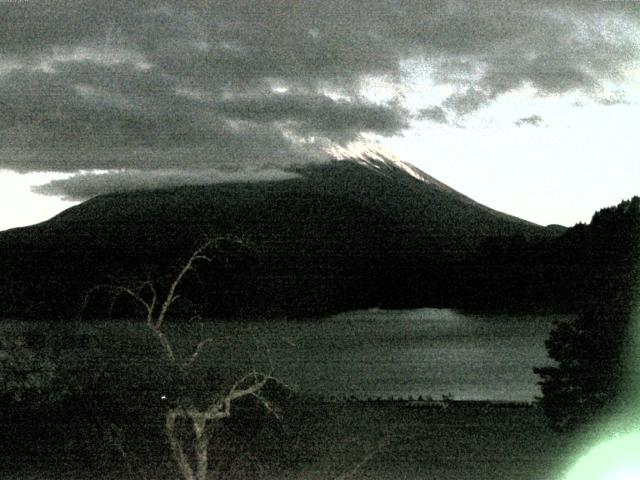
left=2, top=308, right=564, bottom=403
left=231, top=308, right=564, bottom=402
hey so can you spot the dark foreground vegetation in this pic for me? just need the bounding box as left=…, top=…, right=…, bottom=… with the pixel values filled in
left=534, top=197, right=640, bottom=432
left=0, top=395, right=569, bottom=480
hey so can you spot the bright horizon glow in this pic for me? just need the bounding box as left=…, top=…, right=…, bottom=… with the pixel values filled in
left=0, top=170, right=78, bottom=231
left=377, top=61, right=640, bottom=228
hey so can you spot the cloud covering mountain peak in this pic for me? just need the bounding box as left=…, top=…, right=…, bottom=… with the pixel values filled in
left=0, top=0, right=637, bottom=199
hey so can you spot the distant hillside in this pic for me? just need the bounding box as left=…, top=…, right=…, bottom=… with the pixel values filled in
left=0, top=152, right=560, bottom=320
left=458, top=196, right=640, bottom=313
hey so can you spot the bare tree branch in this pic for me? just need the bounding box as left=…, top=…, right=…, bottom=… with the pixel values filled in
left=182, top=338, right=215, bottom=370
left=166, top=409, right=196, bottom=480
left=149, top=324, right=178, bottom=365
left=83, top=236, right=276, bottom=480
left=155, top=239, right=214, bottom=330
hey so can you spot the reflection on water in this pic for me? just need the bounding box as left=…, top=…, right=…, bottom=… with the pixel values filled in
left=235, top=308, right=564, bottom=402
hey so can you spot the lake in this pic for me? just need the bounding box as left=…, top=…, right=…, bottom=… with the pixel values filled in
left=225, top=308, right=565, bottom=402
left=2, top=308, right=565, bottom=403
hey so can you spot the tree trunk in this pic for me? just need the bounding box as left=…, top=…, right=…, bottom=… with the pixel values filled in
left=193, top=416, right=209, bottom=480
left=193, top=418, right=209, bottom=480
left=166, top=410, right=195, bottom=480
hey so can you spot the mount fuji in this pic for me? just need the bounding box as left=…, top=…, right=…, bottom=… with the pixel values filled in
left=0, top=148, right=558, bottom=319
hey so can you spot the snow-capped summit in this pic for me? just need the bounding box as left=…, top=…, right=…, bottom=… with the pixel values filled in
left=328, top=142, right=457, bottom=194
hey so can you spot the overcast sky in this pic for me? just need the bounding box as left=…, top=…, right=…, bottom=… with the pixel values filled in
left=0, top=0, right=639, bottom=231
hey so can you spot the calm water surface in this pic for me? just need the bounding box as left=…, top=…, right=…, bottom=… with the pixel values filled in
left=3, top=308, right=564, bottom=403
left=237, top=308, right=564, bottom=402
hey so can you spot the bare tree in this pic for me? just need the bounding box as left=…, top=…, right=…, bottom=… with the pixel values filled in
left=85, top=237, right=276, bottom=480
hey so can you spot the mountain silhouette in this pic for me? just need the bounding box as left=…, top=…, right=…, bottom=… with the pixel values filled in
left=0, top=149, right=559, bottom=320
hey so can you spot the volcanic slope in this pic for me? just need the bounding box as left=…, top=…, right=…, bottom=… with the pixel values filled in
left=0, top=151, right=553, bottom=319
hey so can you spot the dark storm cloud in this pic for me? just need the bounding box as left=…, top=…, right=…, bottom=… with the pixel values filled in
left=598, top=91, right=630, bottom=106
left=440, top=5, right=637, bottom=114
left=33, top=168, right=299, bottom=200
left=514, top=114, right=543, bottom=127
left=0, top=0, right=636, bottom=197
left=417, top=106, right=449, bottom=124
left=216, top=94, right=408, bottom=138
left=443, top=87, right=495, bottom=116
left=0, top=61, right=329, bottom=172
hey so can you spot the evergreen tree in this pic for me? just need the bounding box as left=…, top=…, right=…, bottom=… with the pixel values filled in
left=535, top=197, right=640, bottom=431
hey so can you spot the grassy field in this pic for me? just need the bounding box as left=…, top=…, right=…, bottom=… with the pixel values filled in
left=0, top=400, right=575, bottom=480
left=275, top=402, right=569, bottom=480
